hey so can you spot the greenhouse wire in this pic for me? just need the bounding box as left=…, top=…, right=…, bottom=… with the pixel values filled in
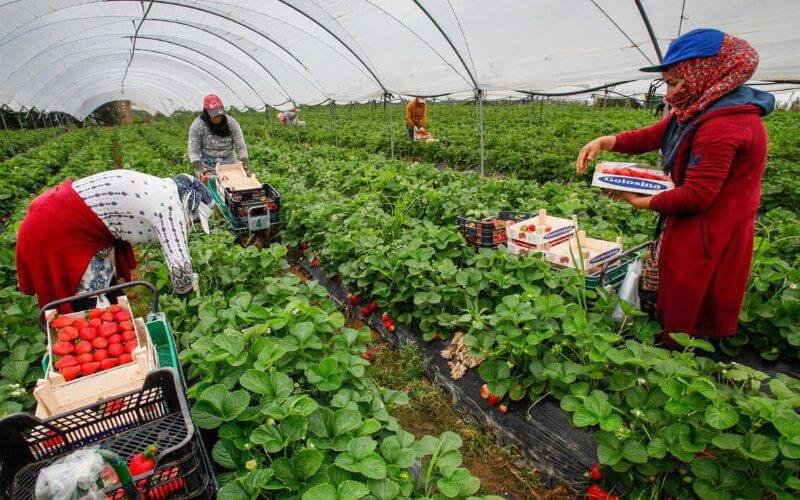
left=589, top=0, right=654, bottom=65
left=121, top=0, right=155, bottom=93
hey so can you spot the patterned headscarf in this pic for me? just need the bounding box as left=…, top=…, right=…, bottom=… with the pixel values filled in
left=666, top=33, right=759, bottom=123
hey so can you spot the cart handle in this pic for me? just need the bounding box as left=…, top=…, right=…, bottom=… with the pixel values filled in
left=38, top=281, right=159, bottom=332
left=596, top=240, right=654, bottom=285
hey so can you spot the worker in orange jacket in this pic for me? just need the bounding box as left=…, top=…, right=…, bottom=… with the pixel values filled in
left=405, top=97, right=427, bottom=140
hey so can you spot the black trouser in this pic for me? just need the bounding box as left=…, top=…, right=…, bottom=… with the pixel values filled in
left=406, top=123, right=415, bottom=140
left=71, top=284, right=126, bottom=312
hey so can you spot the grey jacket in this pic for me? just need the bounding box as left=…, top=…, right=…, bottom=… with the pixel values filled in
left=187, top=115, right=248, bottom=163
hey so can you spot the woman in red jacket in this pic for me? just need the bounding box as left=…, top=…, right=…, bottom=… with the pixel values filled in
left=576, top=29, right=775, bottom=343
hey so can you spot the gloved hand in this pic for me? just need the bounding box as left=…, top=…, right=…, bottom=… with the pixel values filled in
left=241, top=157, right=251, bottom=176
left=192, top=160, right=204, bottom=176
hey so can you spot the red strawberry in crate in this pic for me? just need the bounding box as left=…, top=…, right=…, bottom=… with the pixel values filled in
left=89, top=308, right=104, bottom=319
left=61, top=365, right=81, bottom=381
left=74, top=340, right=93, bottom=355
left=122, top=330, right=137, bottom=342
left=114, top=310, right=131, bottom=322
left=101, top=312, right=115, bottom=322
left=89, top=318, right=103, bottom=328
left=52, top=341, right=74, bottom=356
left=93, top=349, right=108, bottom=362
left=119, top=320, right=134, bottom=331
left=92, top=337, right=109, bottom=350
left=108, top=305, right=122, bottom=314
left=55, top=355, right=78, bottom=370
left=119, top=353, right=133, bottom=365
left=50, top=316, right=73, bottom=329
left=125, top=340, right=138, bottom=354
left=81, top=362, right=101, bottom=375
left=129, top=443, right=159, bottom=477
left=79, top=327, right=97, bottom=341
left=108, top=343, right=124, bottom=357
left=99, top=322, right=118, bottom=337
left=77, top=353, right=94, bottom=365
left=100, top=358, right=119, bottom=370
left=72, top=317, right=89, bottom=329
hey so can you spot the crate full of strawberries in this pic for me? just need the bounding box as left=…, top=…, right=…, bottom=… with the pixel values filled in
left=591, top=161, right=674, bottom=195
left=34, top=296, right=157, bottom=417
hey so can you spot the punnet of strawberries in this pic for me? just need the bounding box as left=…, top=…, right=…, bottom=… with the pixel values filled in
left=49, top=304, right=137, bottom=381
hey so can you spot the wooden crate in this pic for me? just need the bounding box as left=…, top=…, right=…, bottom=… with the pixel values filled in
left=216, top=162, right=262, bottom=191
left=35, top=298, right=157, bottom=418
left=545, top=230, right=623, bottom=274
left=506, top=209, right=577, bottom=247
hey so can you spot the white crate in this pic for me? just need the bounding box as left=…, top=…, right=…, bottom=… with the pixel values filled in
left=35, top=298, right=157, bottom=417
left=592, top=162, right=674, bottom=195
left=545, top=230, right=623, bottom=273
left=506, top=209, right=577, bottom=247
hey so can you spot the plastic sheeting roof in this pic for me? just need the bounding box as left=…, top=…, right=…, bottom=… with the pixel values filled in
left=0, top=1, right=798, bottom=119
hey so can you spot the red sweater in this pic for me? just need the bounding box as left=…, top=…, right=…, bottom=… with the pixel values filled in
left=16, top=180, right=136, bottom=312
left=613, top=104, right=769, bottom=339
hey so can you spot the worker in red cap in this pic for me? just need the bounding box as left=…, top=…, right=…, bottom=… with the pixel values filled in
left=188, top=93, right=250, bottom=180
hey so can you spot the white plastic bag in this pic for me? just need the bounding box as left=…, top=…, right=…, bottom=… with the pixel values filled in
left=35, top=448, right=109, bottom=500
left=612, top=257, right=642, bottom=323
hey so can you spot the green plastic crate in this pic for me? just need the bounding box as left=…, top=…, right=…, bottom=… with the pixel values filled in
left=145, top=318, right=180, bottom=374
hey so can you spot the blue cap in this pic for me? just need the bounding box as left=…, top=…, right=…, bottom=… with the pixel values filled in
left=640, top=28, right=725, bottom=72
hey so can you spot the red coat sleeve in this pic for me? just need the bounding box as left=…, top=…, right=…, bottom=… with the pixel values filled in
left=649, top=119, right=740, bottom=216
left=612, top=115, right=672, bottom=155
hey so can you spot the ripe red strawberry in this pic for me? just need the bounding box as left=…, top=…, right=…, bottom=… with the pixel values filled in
left=300, top=242, right=309, bottom=250
left=125, top=340, right=138, bottom=354
left=360, top=306, right=369, bottom=316
left=347, top=294, right=361, bottom=305
left=480, top=384, right=489, bottom=399
left=589, top=464, right=603, bottom=481
left=108, top=333, right=122, bottom=344
left=122, top=330, right=137, bottom=342
left=103, top=398, right=124, bottom=416
left=89, top=318, right=103, bottom=328
left=100, top=322, right=118, bottom=337
left=52, top=341, right=74, bottom=356
left=50, top=316, right=73, bottom=329
left=108, top=343, right=124, bottom=357
left=93, top=349, right=108, bottom=362
left=128, top=293, right=136, bottom=299
left=100, top=358, right=119, bottom=370
left=72, top=317, right=89, bottom=329
left=361, top=352, right=371, bottom=360
left=108, top=305, right=122, bottom=314
left=129, top=444, right=159, bottom=477
left=81, top=362, right=101, bottom=375
left=79, top=327, right=97, bottom=341
left=119, top=353, right=133, bottom=365
left=487, top=394, right=500, bottom=406
left=114, top=310, right=131, bottom=322
left=60, top=326, right=79, bottom=340
left=119, top=320, right=134, bottom=331
left=368, top=301, right=377, bottom=311
left=519, top=232, right=526, bottom=238
left=100, top=312, right=115, bottom=322
left=56, top=330, right=74, bottom=342
left=498, top=404, right=508, bottom=414
left=311, top=259, right=319, bottom=267
left=89, top=308, right=105, bottom=319
left=61, top=365, right=81, bottom=381
left=74, top=340, right=93, bottom=355
left=587, top=484, right=607, bottom=500
left=92, top=337, right=109, bottom=350
left=433, top=332, right=441, bottom=340
left=55, top=355, right=78, bottom=370
left=77, top=353, right=94, bottom=365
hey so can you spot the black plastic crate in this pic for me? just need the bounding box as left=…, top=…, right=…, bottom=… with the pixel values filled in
left=457, top=210, right=534, bottom=249
left=0, top=369, right=213, bottom=500
left=225, top=182, right=281, bottom=217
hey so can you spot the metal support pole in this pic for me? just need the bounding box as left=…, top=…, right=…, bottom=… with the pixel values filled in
left=329, top=101, right=338, bottom=147
left=385, top=93, right=395, bottom=159
left=476, top=89, right=485, bottom=176
left=16, top=111, right=24, bottom=130
left=0, top=110, right=15, bottom=156
left=31, top=111, right=38, bottom=130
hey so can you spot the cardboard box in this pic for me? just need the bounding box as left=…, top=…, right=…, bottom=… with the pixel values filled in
left=592, top=162, right=674, bottom=195
left=506, top=209, right=577, bottom=247
left=545, top=230, right=623, bottom=273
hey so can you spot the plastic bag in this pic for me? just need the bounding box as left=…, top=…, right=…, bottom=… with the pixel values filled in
left=612, top=257, right=642, bottom=323
left=35, top=447, right=115, bottom=500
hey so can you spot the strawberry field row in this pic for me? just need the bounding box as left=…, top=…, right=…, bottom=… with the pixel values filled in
left=135, top=116, right=800, bottom=498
